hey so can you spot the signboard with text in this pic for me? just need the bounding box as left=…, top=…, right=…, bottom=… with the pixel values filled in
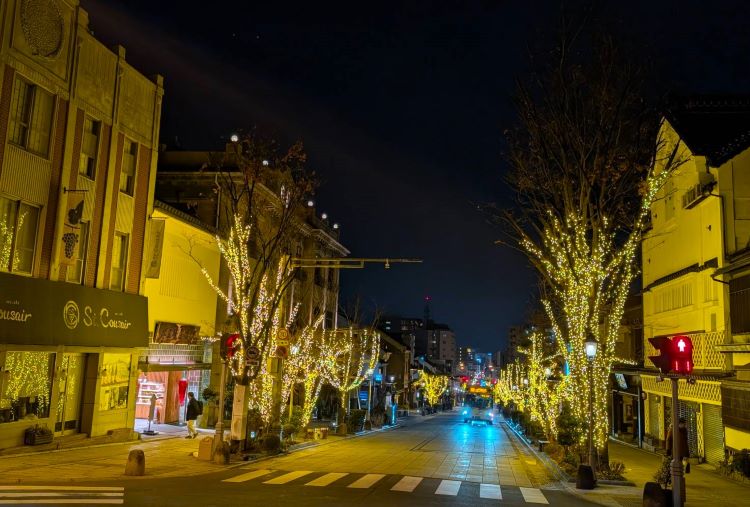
left=0, top=271, right=148, bottom=348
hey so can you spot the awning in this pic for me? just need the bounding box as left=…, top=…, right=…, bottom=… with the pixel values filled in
left=713, top=254, right=750, bottom=277
left=715, top=343, right=750, bottom=353
left=138, top=362, right=212, bottom=372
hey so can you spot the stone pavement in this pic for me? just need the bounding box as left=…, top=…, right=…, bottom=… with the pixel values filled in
left=256, top=411, right=554, bottom=487
left=562, top=440, right=750, bottom=507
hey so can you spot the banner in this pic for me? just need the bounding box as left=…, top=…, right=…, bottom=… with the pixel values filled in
left=59, top=193, right=85, bottom=266
left=145, top=219, right=165, bottom=278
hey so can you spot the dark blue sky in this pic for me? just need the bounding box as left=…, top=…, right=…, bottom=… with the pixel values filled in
left=85, top=0, right=750, bottom=351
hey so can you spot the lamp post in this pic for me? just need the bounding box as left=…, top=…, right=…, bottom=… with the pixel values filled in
left=365, top=368, right=375, bottom=423
left=584, top=335, right=599, bottom=477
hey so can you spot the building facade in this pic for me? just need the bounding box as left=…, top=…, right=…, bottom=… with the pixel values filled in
left=0, top=1, right=162, bottom=447
left=641, top=98, right=750, bottom=463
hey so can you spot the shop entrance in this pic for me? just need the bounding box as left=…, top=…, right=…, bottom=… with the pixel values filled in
left=55, top=353, right=86, bottom=435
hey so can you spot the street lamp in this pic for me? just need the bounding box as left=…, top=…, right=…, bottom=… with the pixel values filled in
left=585, top=335, right=598, bottom=478
left=365, top=368, right=375, bottom=423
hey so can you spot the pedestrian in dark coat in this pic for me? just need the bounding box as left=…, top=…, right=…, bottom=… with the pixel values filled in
left=185, top=392, right=200, bottom=439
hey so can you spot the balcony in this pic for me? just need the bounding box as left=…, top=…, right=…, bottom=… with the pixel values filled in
left=645, top=330, right=725, bottom=371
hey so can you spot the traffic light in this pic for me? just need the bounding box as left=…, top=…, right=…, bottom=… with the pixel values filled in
left=648, top=335, right=694, bottom=375
left=672, top=335, right=694, bottom=374
left=648, top=336, right=673, bottom=373
left=220, top=333, right=240, bottom=360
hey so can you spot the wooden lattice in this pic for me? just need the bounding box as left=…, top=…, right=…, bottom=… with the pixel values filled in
left=641, top=374, right=721, bottom=404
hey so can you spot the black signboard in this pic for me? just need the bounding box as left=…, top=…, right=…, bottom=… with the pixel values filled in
left=0, top=271, right=148, bottom=348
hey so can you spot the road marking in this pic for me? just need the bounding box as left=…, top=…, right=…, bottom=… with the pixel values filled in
left=223, top=469, right=274, bottom=483
left=480, top=483, right=502, bottom=499
left=391, top=476, right=423, bottom=492
left=0, top=487, right=123, bottom=491
left=305, top=472, right=349, bottom=487
left=520, top=487, right=549, bottom=504
left=263, top=470, right=314, bottom=484
left=347, top=473, right=385, bottom=489
left=0, top=493, right=123, bottom=497
left=435, top=479, right=461, bottom=496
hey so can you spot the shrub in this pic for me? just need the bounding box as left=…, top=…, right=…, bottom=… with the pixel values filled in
left=282, top=424, right=296, bottom=441
left=599, top=460, right=627, bottom=481
left=282, top=406, right=304, bottom=433
left=201, top=386, right=219, bottom=403
left=557, top=402, right=581, bottom=448
left=263, top=434, right=281, bottom=454
left=654, top=457, right=672, bottom=488
left=347, top=409, right=367, bottom=433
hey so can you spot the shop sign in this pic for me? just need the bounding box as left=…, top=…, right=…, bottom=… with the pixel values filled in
left=615, top=373, right=629, bottom=390
left=0, top=271, right=148, bottom=348
left=153, top=322, right=200, bottom=344
left=145, top=219, right=166, bottom=278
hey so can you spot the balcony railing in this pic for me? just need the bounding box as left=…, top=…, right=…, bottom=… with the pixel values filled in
left=645, top=330, right=725, bottom=370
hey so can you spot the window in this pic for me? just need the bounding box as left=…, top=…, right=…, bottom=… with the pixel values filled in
left=0, top=197, right=39, bottom=274
left=66, top=221, right=89, bottom=284
left=120, top=141, right=137, bottom=194
left=0, top=351, right=54, bottom=424
left=8, top=77, right=54, bottom=157
left=110, top=233, right=128, bottom=291
left=79, top=117, right=100, bottom=179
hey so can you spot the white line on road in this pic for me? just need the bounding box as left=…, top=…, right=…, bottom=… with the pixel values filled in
left=434, top=479, right=461, bottom=496
left=0, top=487, right=124, bottom=491
left=222, top=469, right=274, bottom=483
left=390, top=476, right=423, bottom=492
left=347, top=474, right=385, bottom=489
left=520, top=487, right=549, bottom=504
left=263, top=470, right=314, bottom=485
left=480, top=483, right=502, bottom=499
left=0, top=493, right=123, bottom=498
left=305, top=472, right=349, bottom=487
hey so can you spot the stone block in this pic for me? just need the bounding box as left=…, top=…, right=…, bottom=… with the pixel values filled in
left=124, top=449, right=145, bottom=476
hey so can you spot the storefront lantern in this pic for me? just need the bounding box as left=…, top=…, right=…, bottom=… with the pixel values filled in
left=178, top=378, right=188, bottom=405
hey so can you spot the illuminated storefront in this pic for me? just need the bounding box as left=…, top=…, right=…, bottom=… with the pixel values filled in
left=0, top=272, right=147, bottom=448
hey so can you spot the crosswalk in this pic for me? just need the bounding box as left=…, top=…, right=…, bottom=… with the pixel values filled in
left=0, top=485, right=124, bottom=505
left=221, top=468, right=550, bottom=503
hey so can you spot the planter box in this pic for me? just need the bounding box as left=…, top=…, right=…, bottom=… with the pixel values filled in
left=24, top=429, right=53, bottom=446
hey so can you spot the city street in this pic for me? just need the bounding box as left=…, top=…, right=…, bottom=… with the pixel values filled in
left=0, top=411, right=597, bottom=506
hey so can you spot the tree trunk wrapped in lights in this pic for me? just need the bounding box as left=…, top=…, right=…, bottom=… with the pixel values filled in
left=418, top=371, right=450, bottom=407
left=322, top=327, right=380, bottom=427
left=487, top=33, right=686, bottom=452
left=281, top=315, right=325, bottom=429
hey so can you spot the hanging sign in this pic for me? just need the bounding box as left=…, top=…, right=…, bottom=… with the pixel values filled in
left=59, top=194, right=85, bottom=266
left=145, top=219, right=165, bottom=278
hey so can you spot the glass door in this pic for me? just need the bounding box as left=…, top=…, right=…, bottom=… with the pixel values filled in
left=55, top=353, right=85, bottom=435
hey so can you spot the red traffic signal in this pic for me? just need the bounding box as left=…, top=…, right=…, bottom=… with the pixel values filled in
left=221, top=333, right=240, bottom=360
left=648, top=335, right=694, bottom=375
left=672, top=335, right=694, bottom=374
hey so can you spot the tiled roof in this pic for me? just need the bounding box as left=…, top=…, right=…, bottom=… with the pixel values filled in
left=665, top=96, right=750, bottom=166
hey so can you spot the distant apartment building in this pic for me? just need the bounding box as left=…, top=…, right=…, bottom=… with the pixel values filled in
left=0, top=1, right=163, bottom=447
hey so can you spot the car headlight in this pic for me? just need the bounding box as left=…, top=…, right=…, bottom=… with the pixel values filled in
left=462, top=410, right=467, bottom=415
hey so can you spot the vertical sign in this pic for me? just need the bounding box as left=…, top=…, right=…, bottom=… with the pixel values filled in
left=145, top=219, right=165, bottom=278
left=59, top=194, right=85, bottom=266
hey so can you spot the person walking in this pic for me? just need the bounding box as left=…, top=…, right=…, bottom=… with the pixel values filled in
left=185, top=392, right=201, bottom=439
left=666, top=417, right=691, bottom=473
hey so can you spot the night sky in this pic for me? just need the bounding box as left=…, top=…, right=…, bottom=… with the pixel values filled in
left=84, top=1, right=750, bottom=352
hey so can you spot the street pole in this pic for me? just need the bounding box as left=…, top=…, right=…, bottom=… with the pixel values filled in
left=588, top=361, right=597, bottom=476
left=366, top=369, right=374, bottom=422
left=671, top=377, right=684, bottom=507
left=213, top=359, right=227, bottom=452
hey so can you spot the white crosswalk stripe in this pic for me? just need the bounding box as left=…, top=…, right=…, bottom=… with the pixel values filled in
left=347, top=473, right=385, bottom=489
left=520, top=487, right=549, bottom=504
left=222, top=469, right=274, bottom=483
left=480, top=483, right=502, bottom=499
left=390, top=475, right=423, bottom=492
left=0, top=485, right=124, bottom=505
left=264, top=470, right=314, bottom=484
left=220, top=469, right=551, bottom=503
left=305, top=472, right=349, bottom=487
left=434, top=479, right=461, bottom=496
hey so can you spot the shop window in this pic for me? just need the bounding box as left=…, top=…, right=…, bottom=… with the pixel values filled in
left=110, top=233, right=128, bottom=291
left=0, top=197, right=40, bottom=275
left=79, top=117, right=100, bottom=179
left=99, top=354, right=131, bottom=411
left=9, top=77, right=54, bottom=158
left=120, top=140, right=137, bottom=195
left=0, top=351, right=54, bottom=424
left=66, top=221, right=89, bottom=284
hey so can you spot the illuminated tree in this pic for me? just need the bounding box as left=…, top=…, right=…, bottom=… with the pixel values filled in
left=418, top=371, right=450, bottom=406
left=492, top=32, right=686, bottom=452
left=323, top=327, right=380, bottom=428
left=517, top=332, right=565, bottom=440
left=281, top=315, right=325, bottom=429
left=494, top=359, right=527, bottom=411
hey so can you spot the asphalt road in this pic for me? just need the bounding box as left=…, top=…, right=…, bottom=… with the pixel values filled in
left=0, top=412, right=599, bottom=506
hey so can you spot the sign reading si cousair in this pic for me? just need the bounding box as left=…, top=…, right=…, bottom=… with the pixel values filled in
left=0, top=271, right=148, bottom=348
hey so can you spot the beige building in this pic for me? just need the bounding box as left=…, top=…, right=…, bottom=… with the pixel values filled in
left=642, top=98, right=750, bottom=463
left=0, top=0, right=162, bottom=448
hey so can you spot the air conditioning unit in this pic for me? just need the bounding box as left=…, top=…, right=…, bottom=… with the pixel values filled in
left=682, top=174, right=716, bottom=210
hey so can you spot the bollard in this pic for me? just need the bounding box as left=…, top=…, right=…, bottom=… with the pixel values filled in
left=213, top=440, right=230, bottom=465
left=124, top=449, right=145, bottom=476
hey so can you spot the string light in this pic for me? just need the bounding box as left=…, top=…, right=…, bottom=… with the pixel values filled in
left=417, top=371, right=450, bottom=406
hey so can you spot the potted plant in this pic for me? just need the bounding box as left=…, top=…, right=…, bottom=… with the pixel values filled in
left=24, top=425, right=53, bottom=446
